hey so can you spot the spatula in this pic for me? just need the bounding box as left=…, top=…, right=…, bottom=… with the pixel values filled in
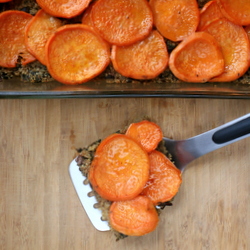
left=69, top=113, right=250, bottom=231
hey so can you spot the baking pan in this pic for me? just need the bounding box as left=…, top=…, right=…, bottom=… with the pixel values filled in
left=1, top=76, right=250, bottom=99
left=1, top=1, right=250, bottom=99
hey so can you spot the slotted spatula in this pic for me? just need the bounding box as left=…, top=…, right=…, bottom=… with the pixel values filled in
left=69, top=113, right=250, bottom=231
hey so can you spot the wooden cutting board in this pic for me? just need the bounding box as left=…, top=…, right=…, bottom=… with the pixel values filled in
left=0, top=97, right=250, bottom=250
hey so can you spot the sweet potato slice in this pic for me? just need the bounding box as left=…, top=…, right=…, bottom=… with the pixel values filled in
left=81, top=2, right=110, bottom=48
left=197, top=0, right=224, bottom=31
left=245, top=25, right=250, bottom=41
left=0, top=10, right=36, bottom=68
left=88, top=134, right=150, bottom=201
left=169, top=31, right=224, bottom=82
left=81, top=2, right=94, bottom=26
left=217, top=0, right=250, bottom=26
left=25, top=9, right=63, bottom=65
left=245, top=25, right=250, bottom=66
left=150, top=0, right=199, bottom=42
left=36, top=0, right=91, bottom=18
left=203, top=18, right=250, bottom=82
left=125, top=120, right=163, bottom=152
left=109, top=195, right=159, bottom=236
left=111, top=30, right=168, bottom=80
left=0, top=0, right=12, bottom=2
left=141, top=150, right=182, bottom=205
left=91, top=0, right=153, bottom=46
left=45, top=24, right=110, bottom=85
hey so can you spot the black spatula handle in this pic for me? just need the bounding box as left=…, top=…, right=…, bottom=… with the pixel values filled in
left=212, top=116, right=250, bottom=144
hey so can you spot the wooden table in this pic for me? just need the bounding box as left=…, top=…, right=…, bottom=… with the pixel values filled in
left=1, top=97, right=250, bottom=250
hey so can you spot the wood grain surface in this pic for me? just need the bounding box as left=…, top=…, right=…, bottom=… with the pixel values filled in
left=0, top=98, right=250, bottom=250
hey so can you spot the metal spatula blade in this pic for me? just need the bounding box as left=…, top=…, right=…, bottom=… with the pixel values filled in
left=69, top=160, right=110, bottom=231
left=69, top=113, right=250, bottom=231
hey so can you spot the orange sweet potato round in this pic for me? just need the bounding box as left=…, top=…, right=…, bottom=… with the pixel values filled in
left=25, top=9, right=63, bottom=65
left=141, top=150, right=182, bottom=205
left=88, top=134, right=150, bottom=201
left=169, top=31, right=225, bottom=82
left=36, top=0, right=92, bottom=18
left=203, top=18, right=250, bottom=82
left=197, top=0, right=224, bottom=31
left=150, top=0, right=200, bottom=42
left=217, top=0, right=250, bottom=26
left=125, top=120, right=163, bottom=152
left=111, top=30, right=168, bottom=80
left=91, top=0, right=153, bottom=46
left=109, top=195, right=159, bottom=236
left=0, top=10, right=36, bottom=68
left=45, top=24, right=110, bottom=85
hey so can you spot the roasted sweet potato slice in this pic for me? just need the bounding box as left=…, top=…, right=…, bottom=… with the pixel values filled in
left=141, top=150, right=182, bottom=205
left=111, top=30, right=168, bottom=80
left=91, top=0, right=153, bottom=46
left=109, top=195, right=159, bottom=236
left=36, top=0, right=91, bottom=18
left=81, top=2, right=94, bottom=26
left=88, top=134, right=150, bottom=201
left=197, top=0, right=224, bottom=31
left=203, top=18, right=250, bottom=82
left=150, top=0, right=199, bottom=42
left=245, top=26, right=250, bottom=66
left=245, top=25, right=250, bottom=41
left=0, top=0, right=12, bottom=2
left=0, top=10, right=36, bottom=68
left=81, top=2, right=110, bottom=48
left=125, top=120, right=163, bottom=152
left=217, top=0, right=250, bottom=26
left=25, top=9, right=63, bottom=65
left=45, top=24, right=110, bottom=85
left=169, top=31, right=225, bottom=82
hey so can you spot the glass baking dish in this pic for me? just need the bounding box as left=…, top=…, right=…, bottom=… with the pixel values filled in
left=1, top=1, right=250, bottom=99
left=1, top=77, right=250, bottom=99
